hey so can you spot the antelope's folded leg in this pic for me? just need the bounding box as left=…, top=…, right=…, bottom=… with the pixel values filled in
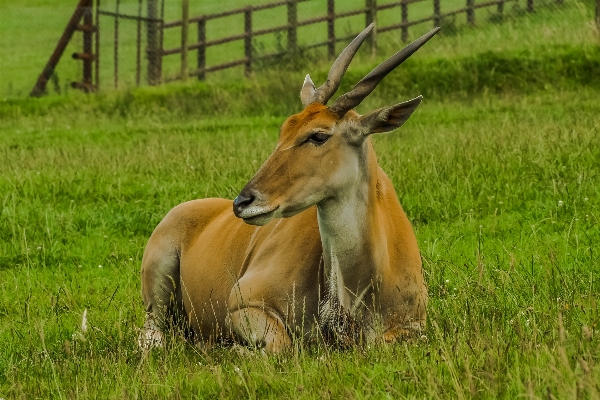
left=228, top=306, right=292, bottom=353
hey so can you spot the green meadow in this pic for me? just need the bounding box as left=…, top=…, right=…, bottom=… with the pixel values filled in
left=1, top=0, right=597, bottom=95
left=1, top=0, right=600, bottom=398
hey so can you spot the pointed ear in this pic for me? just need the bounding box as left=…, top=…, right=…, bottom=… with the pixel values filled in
left=358, top=96, right=422, bottom=134
left=300, top=74, right=316, bottom=107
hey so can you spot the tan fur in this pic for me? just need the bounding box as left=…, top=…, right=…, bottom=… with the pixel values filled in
left=140, top=104, right=427, bottom=352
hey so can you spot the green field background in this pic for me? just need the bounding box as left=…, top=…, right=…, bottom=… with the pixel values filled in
left=1, top=0, right=597, bottom=96
left=1, top=0, right=600, bottom=398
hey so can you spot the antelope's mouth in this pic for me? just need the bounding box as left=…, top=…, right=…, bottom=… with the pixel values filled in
left=240, top=206, right=279, bottom=226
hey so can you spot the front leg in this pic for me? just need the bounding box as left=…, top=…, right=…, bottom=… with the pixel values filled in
left=228, top=306, right=292, bottom=353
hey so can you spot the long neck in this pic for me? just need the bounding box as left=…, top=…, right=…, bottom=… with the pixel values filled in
left=316, top=140, right=386, bottom=316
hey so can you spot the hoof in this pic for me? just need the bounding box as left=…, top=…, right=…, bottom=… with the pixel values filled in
left=138, top=315, right=164, bottom=350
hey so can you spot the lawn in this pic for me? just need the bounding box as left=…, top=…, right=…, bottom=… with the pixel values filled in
left=1, top=85, right=599, bottom=397
left=1, top=0, right=597, bottom=96
left=1, top=0, right=600, bottom=398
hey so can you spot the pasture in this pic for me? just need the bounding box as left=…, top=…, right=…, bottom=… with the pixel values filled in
left=2, top=88, right=599, bottom=397
left=1, top=0, right=597, bottom=95
left=1, top=0, right=600, bottom=398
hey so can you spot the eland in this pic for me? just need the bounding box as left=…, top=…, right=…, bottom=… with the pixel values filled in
left=139, top=24, right=439, bottom=352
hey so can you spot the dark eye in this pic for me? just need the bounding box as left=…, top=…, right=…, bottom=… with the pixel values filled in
left=307, top=132, right=330, bottom=145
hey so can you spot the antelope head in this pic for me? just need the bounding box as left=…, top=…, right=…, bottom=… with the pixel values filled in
left=233, top=24, right=439, bottom=226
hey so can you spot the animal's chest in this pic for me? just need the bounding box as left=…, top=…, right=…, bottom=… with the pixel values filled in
left=317, top=292, right=378, bottom=346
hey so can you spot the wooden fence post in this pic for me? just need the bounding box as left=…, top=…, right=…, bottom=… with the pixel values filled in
left=401, top=0, right=408, bottom=42
left=147, top=0, right=161, bottom=85
left=366, top=0, right=377, bottom=56
left=287, top=0, right=297, bottom=52
left=30, top=0, right=93, bottom=96
left=244, top=7, right=253, bottom=76
left=466, top=0, right=475, bottom=25
left=197, top=17, right=206, bottom=80
left=181, top=0, right=189, bottom=81
left=135, top=0, right=142, bottom=86
left=527, top=0, right=534, bottom=12
left=71, top=3, right=96, bottom=92
left=114, top=0, right=120, bottom=88
left=82, top=5, right=94, bottom=88
left=327, top=0, right=335, bottom=59
left=95, top=0, right=100, bottom=89
left=596, top=0, right=600, bottom=31
left=433, top=0, right=441, bottom=27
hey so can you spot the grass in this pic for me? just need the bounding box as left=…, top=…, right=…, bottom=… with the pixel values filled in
left=2, top=42, right=599, bottom=126
left=1, top=0, right=600, bottom=398
left=1, top=0, right=597, bottom=96
left=1, top=87, right=599, bottom=398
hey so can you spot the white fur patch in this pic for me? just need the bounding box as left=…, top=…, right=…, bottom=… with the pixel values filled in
left=138, top=314, right=164, bottom=350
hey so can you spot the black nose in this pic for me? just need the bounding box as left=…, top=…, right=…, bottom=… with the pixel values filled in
left=233, top=190, right=255, bottom=217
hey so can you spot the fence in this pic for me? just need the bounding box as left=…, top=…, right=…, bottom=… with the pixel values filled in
left=159, top=0, right=536, bottom=82
left=96, top=0, right=165, bottom=88
left=30, top=0, right=97, bottom=96
left=30, top=0, right=156, bottom=95
left=30, top=0, right=600, bottom=96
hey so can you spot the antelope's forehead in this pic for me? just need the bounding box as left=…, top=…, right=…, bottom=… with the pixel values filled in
left=279, top=104, right=337, bottom=142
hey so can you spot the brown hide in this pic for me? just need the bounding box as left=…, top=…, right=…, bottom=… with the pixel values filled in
left=141, top=199, right=324, bottom=344
left=140, top=26, right=439, bottom=351
left=140, top=127, right=426, bottom=348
